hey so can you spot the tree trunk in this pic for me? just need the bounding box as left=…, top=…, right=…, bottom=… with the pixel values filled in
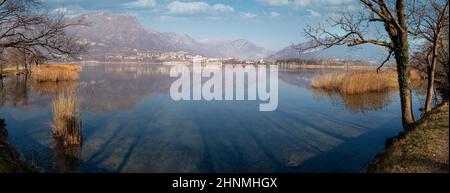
left=425, top=43, right=439, bottom=112
left=395, top=48, right=416, bottom=129
left=424, top=67, right=435, bottom=112
left=24, top=57, right=28, bottom=72
left=0, top=49, right=3, bottom=78
left=390, top=0, right=415, bottom=130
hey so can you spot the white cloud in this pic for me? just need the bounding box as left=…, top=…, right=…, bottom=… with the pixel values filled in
left=293, top=0, right=311, bottom=7
left=240, top=12, right=258, bottom=19
left=259, top=0, right=310, bottom=7
left=270, top=11, right=280, bottom=17
left=258, top=0, right=290, bottom=6
left=306, top=9, right=321, bottom=18
left=212, top=4, right=234, bottom=13
left=320, top=0, right=353, bottom=6
left=259, top=0, right=353, bottom=7
left=52, top=5, right=86, bottom=17
left=168, top=1, right=209, bottom=14
left=123, top=0, right=157, bottom=8
left=167, top=1, right=234, bottom=14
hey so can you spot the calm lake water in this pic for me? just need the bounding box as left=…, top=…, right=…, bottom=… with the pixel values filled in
left=0, top=63, right=427, bottom=173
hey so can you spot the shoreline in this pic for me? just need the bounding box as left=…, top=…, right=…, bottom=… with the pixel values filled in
left=367, top=103, right=449, bottom=173
left=53, top=60, right=394, bottom=69
left=0, top=119, right=38, bottom=173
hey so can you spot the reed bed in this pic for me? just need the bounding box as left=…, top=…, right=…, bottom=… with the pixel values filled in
left=31, top=64, right=81, bottom=82
left=311, top=70, right=402, bottom=94
left=51, top=93, right=83, bottom=146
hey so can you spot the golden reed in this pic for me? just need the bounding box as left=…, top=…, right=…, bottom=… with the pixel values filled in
left=311, top=69, right=424, bottom=94
left=31, top=64, right=81, bottom=82
left=51, top=92, right=83, bottom=146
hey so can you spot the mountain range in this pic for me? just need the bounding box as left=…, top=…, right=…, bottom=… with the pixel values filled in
left=71, top=12, right=385, bottom=62
left=71, top=12, right=272, bottom=60
left=266, top=41, right=387, bottom=63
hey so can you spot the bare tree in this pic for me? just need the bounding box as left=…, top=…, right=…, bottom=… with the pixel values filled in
left=411, top=0, right=449, bottom=112
left=6, top=48, right=24, bottom=70
left=0, top=48, right=4, bottom=76
left=439, top=25, right=449, bottom=85
left=304, top=0, right=419, bottom=129
left=0, top=0, right=87, bottom=64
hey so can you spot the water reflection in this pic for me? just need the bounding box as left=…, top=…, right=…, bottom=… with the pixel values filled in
left=0, top=64, right=428, bottom=173
left=78, top=65, right=171, bottom=113
left=31, top=81, right=79, bottom=96
left=0, top=74, right=82, bottom=172
left=47, top=86, right=83, bottom=173
left=0, top=75, right=30, bottom=107
left=278, top=68, right=341, bottom=89
left=53, top=140, right=82, bottom=173
left=311, top=89, right=397, bottom=113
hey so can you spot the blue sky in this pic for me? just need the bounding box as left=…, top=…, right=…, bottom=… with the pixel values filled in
left=43, top=0, right=357, bottom=50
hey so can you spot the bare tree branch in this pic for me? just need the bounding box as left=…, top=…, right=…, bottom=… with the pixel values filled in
left=0, top=0, right=88, bottom=62
left=378, top=49, right=394, bottom=73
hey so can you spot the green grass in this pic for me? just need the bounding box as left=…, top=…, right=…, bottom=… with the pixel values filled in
left=368, top=103, right=449, bottom=173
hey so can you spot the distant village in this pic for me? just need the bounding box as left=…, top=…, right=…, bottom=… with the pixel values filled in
left=76, top=49, right=386, bottom=71
left=84, top=49, right=268, bottom=65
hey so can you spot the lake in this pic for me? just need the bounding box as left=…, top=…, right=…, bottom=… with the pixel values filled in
left=0, top=63, right=426, bottom=173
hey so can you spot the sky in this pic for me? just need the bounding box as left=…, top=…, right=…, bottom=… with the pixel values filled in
left=42, top=0, right=358, bottom=51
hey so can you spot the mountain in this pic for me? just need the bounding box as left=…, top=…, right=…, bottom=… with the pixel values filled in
left=70, top=12, right=220, bottom=57
left=266, top=40, right=387, bottom=63
left=204, top=39, right=273, bottom=60
left=70, top=12, right=271, bottom=60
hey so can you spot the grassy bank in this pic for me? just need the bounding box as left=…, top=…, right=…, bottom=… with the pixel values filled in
left=367, top=103, right=449, bottom=173
left=0, top=119, right=37, bottom=173
left=311, top=69, right=424, bottom=94
left=31, top=64, right=81, bottom=82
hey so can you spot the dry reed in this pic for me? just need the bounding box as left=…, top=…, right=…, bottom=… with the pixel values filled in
left=311, top=70, right=404, bottom=94
left=51, top=92, right=83, bottom=146
left=31, top=64, right=81, bottom=82
left=311, top=68, right=425, bottom=94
